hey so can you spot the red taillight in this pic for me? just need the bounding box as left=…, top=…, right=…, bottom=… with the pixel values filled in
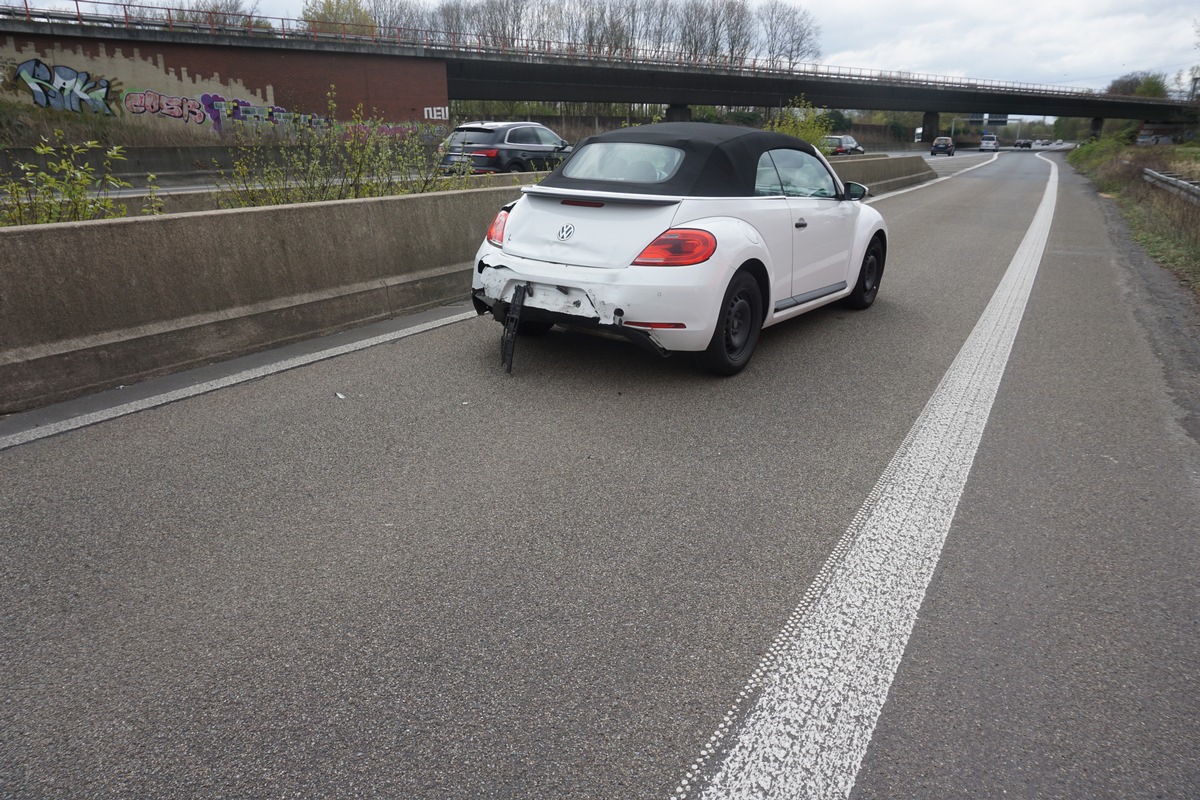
left=632, top=229, right=718, bottom=266
left=486, top=209, right=508, bottom=247
left=471, top=149, right=499, bottom=158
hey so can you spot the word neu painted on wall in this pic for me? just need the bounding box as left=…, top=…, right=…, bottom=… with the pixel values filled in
left=123, top=89, right=206, bottom=125
left=15, top=59, right=114, bottom=115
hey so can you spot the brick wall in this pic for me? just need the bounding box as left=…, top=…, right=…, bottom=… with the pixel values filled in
left=3, top=32, right=450, bottom=131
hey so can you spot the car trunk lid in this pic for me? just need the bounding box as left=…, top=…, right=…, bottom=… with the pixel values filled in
left=502, top=185, right=682, bottom=269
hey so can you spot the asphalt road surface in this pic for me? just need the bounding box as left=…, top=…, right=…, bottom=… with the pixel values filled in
left=2, top=151, right=1198, bottom=799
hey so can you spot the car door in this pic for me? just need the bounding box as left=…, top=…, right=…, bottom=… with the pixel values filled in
left=750, top=153, right=796, bottom=309
left=505, top=126, right=544, bottom=169
left=766, top=148, right=858, bottom=305
left=532, top=126, right=568, bottom=169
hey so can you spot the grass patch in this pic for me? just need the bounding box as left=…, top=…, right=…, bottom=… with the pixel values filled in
left=0, top=96, right=216, bottom=148
left=1070, top=137, right=1200, bottom=295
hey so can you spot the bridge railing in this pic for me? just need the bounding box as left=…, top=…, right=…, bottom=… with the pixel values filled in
left=2, top=0, right=1191, bottom=107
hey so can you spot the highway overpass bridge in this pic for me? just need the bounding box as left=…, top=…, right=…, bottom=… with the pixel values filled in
left=2, top=2, right=1193, bottom=142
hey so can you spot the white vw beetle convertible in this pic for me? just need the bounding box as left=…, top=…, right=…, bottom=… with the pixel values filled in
left=471, top=122, right=889, bottom=374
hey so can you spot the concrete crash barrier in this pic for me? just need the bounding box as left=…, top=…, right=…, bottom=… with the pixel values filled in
left=835, top=155, right=936, bottom=195
left=0, top=185, right=524, bottom=414
left=0, top=156, right=934, bottom=414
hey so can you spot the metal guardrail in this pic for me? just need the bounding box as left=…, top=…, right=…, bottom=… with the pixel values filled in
left=1, top=0, right=1192, bottom=106
left=1144, top=168, right=1200, bottom=206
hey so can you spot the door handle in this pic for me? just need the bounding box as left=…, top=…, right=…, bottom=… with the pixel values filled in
left=795, top=218, right=808, bottom=229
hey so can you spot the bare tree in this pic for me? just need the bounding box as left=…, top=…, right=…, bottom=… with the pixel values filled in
left=427, top=0, right=477, bottom=41
left=370, top=0, right=427, bottom=32
left=781, top=4, right=820, bottom=66
left=572, top=0, right=624, bottom=52
left=473, top=0, right=529, bottom=47
left=273, top=0, right=828, bottom=72
left=755, top=0, right=790, bottom=67
left=640, top=0, right=676, bottom=57
left=521, top=0, right=565, bottom=44
left=675, top=0, right=714, bottom=58
left=154, top=0, right=265, bottom=27
left=721, top=0, right=754, bottom=62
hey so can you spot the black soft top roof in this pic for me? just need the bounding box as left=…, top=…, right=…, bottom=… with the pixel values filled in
left=539, top=122, right=823, bottom=198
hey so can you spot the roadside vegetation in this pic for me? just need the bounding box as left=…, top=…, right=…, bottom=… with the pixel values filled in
left=0, top=97, right=209, bottom=149
left=213, top=93, right=474, bottom=208
left=0, top=91, right=477, bottom=225
left=0, top=131, right=162, bottom=226
left=1069, top=137, right=1200, bottom=294
left=763, top=95, right=833, bottom=146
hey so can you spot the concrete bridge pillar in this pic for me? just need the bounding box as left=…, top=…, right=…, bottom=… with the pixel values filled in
left=1091, top=117, right=1104, bottom=139
left=665, top=104, right=692, bottom=122
left=922, top=111, right=940, bottom=142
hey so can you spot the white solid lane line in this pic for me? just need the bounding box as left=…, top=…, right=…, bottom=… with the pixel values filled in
left=680, top=154, right=1059, bottom=800
left=0, top=311, right=477, bottom=452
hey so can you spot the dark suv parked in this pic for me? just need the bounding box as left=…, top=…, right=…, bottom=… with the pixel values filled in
left=438, top=121, right=572, bottom=174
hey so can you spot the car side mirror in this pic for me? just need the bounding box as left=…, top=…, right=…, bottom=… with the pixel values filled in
left=843, top=182, right=869, bottom=201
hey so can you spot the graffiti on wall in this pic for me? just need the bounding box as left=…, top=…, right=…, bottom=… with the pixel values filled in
left=343, top=122, right=449, bottom=140
left=14, top=59, right=114, bottom=115
left=9, top=60, right=436, bottom=139
left=200, top=93, right=329, bottom=135
left=123, top=89, right=206, bottom=125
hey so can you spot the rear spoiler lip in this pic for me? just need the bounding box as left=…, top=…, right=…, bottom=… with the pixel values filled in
left=521, top=184, right=683, bottom=206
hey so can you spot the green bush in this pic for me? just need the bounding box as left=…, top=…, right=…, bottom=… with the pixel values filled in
left=1, top=130, right=161, bottom=226
left=215, top=91, right=472, bottom=208
left=764, top=96, right=834, bottom=151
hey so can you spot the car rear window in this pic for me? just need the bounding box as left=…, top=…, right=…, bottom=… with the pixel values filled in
left=561, top=142, right=684, bottom=184
left=446, top=128, right=498, bottom=146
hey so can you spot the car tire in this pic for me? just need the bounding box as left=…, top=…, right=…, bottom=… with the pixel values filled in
left=507, top=162, right=526, bottom=173
left=844, top=238, right=883, bottom=310
left=698, top=271, right=762, bottom=376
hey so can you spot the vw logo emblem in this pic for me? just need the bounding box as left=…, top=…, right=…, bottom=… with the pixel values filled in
left=557, top=224, right=575, bottom=241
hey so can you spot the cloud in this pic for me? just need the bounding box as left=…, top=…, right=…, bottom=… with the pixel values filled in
left=808, top=0, right=1199, bottom=89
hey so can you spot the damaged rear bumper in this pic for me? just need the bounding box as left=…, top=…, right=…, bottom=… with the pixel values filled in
left=472, top=283, right=670, bottom=358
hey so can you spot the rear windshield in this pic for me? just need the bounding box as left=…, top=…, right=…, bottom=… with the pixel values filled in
left=446, top=129, right=498, bottom=147
left=982, top=135, right=998, bottom=141
left=561, top=142, right=685, bottom=184
left=934, top=137, right=951, bottom=143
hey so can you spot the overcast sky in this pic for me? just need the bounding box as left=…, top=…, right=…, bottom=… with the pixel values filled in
left=805, top=0, right=1197, bottom=92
